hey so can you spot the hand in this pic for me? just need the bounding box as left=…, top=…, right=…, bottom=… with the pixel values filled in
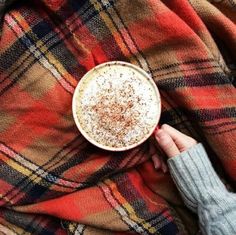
left=154, top=124, right=197, bottom=158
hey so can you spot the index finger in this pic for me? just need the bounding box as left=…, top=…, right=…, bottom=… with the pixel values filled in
left=161, top=124, right=197, bottom=151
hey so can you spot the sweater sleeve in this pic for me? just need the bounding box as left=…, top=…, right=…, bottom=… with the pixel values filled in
left=167, top=143, right=236, bottom=235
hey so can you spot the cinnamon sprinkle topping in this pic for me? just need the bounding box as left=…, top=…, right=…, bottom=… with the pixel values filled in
left=76, top=64, right=159, bottom=149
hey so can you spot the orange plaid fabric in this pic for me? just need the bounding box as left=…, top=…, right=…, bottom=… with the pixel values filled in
left=0, top=0, right=235, bottom=234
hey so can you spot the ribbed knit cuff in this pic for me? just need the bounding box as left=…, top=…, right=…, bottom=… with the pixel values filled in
left=167, top=143, right=227, bottom=212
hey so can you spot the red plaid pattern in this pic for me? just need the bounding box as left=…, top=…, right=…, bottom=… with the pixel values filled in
left=0, top=0, right=235, bottom=234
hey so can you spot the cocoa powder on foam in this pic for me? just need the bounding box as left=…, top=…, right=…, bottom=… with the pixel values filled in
left=76, top=63, right=159, bottom=149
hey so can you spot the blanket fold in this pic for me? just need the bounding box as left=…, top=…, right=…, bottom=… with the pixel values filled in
left=0, top=0, right=235, bottom=234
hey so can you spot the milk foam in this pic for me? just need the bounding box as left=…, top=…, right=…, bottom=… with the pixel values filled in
left=76, top=63, right=160, bottom=149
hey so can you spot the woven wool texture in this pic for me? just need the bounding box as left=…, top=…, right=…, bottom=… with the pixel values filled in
left=0, top=0, right=235, bottom=234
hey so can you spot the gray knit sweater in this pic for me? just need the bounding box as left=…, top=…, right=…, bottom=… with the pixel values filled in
left=167, top=143, right=236, bottom=235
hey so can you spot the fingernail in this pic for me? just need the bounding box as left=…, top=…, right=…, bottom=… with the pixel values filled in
left=154, top=160, right=160, bottom=169
left=155, top=129, right=164, bottom=141
left=153, top=125, right=160, bottom=135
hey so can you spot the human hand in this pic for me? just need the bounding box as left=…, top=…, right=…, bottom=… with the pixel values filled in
left=154, top=124, right=197, bottom=158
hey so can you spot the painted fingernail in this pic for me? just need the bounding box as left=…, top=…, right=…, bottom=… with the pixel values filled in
left=153, top=125, right=160, bottom=134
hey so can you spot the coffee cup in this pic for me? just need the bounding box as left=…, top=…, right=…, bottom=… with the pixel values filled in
left=72, top=61, right=161, bottom=151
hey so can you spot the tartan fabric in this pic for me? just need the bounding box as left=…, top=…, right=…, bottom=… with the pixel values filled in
left=0, top=0, right=235, bottom=234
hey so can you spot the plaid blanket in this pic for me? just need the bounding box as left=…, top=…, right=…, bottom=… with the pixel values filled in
left=0, top=0, right=235, bottom=234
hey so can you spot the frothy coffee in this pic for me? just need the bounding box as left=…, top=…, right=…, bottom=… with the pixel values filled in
left=73, top=62, right=160, bottom=150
